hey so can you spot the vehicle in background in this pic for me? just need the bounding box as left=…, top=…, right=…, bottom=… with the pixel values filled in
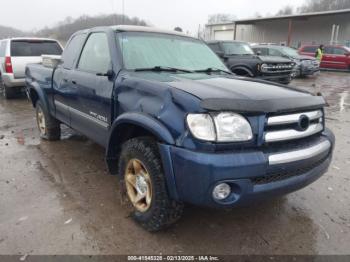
left=26, top=26, right=334, bottom=231
left=252, top=45, right=320, bottom=77
left=299, top=45, right=350, bottom=70
left=0, top=38, right=63, bottom=99
left=207, top=40, right=295, bottom=85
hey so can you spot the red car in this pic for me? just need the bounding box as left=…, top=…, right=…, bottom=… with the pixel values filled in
left=299, top=45, right=350, bottom=70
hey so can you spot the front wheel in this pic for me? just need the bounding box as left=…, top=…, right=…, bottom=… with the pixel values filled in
left=35, top=100, right=61, bottom=141
left=119, top=137, right=183, bottom=232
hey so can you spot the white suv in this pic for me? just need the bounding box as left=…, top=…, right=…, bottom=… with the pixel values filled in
left=0, top=38, right=63, bottom=99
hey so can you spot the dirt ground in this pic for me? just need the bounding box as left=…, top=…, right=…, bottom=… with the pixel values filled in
left=0, top=72, right=349, bottom=256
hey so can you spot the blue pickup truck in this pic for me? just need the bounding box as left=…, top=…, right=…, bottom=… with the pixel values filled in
left=25, top=26, right=335, bottom=231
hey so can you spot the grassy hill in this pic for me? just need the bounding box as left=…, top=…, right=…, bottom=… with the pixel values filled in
left=1, top=13, right=148, bottom=44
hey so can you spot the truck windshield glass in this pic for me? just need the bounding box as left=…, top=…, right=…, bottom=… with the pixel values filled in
left=279, top=47, right=299, bottom=57
left=222, top=42, right=254, bottom=55
left=117, top=32, right=227, bottom=71
left=10, top=40, right=62, bottom=57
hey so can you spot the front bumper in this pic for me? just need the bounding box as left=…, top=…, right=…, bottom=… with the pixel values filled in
left=258, top=73, right=292, bottom=83
left=1, top=73, right=25, bottom=87
left=159, top=129, right=334, bottom=208
left=295, top=65, right=320, bottom=77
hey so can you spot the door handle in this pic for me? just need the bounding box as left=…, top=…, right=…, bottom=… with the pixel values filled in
left=72, top=80, right=77, bottom=85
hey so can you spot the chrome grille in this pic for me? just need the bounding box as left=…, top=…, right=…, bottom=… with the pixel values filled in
left=264, top=63, right=294, bottom=73
left=264, top=110, right=324, bottom=143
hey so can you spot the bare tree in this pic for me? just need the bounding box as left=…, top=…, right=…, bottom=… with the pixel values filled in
left=174, top=27, right=183, bottom=32
left=276, top=6, right=294, bottom=16
left=35, top=13, right=148, bottom=42
left=297, top=0, right=350, bottom=13
left=208, top=13, right=236, bottom=24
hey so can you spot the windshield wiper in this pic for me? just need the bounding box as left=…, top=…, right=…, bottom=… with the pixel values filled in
left=134, top=66, right=193, bottom=73
left=194, top=67, right=233, bottom=75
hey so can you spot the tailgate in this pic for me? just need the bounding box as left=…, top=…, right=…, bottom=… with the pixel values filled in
left=11, top=57, right=42, bottom=78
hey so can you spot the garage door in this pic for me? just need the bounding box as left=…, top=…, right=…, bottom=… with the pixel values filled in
left=214, top=30, right=234, bottom=40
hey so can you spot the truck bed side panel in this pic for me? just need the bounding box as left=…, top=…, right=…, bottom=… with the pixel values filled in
left=25, top=63, right=55, bottom=115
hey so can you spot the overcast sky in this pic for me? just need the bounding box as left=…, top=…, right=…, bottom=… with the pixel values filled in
left=0, top=0, right=306, bottom=33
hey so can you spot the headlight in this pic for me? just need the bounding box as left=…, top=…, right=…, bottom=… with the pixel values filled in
left=260, top=63, right=268, bottom=72
left=187, top=113, right=253, bottom=142
left=186, top=114, right=216, bottom=141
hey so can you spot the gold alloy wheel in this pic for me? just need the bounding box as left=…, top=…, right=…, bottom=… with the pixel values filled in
left=125, top=159, right=152, bottom=212
left=37, top=108, right=46, bottom=135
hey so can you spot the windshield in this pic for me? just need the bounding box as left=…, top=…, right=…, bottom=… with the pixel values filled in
left=222, top=42, right=254, bottom=55
left=279, top=46, right=299, bottom=57
left=117, top=32, right=227, bottom=71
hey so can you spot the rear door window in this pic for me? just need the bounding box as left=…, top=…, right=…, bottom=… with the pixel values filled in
left=324, top=47, right=333, bottom=54
left=302, top=46, right=317, bottom=53
left=333, top=47, right=347, bottom=55
left=10, top=40, right=62, bottom=57
left=62, top=34, right=86, bottom=69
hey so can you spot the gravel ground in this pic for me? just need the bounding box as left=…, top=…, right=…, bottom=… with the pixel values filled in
left=0, top=71, right=349, bottom=255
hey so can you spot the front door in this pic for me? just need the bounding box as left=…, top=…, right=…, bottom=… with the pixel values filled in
left=69, top=32, right=114, bottom=146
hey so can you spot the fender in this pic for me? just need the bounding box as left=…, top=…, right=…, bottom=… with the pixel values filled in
left=27, top=80, right=51, bottom=113
left=105, top=112, right=179, bottom=200
left=106, top=111, right=175, bottom=169
left=230, top=66, right=254, bottom=77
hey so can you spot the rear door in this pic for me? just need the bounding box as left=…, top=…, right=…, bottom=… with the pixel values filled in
left=10, top=40, right=62, bottom=78
left=331, top=47, right=349, bottom=69
left=53, top=34, right=86, bottom=125
left=321, top=46, right=335, bottom=69
left=69, top=32, right=114, bottom=146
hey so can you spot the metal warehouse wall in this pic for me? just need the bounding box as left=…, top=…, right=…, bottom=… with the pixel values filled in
left=235, top=13, right=350, bottom=47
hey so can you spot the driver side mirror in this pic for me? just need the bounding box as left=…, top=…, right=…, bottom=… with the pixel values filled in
left=215, top=51, right=226, bottom=59
left=345, top=52, right=350, bottom=57
left=96, top=62, right=114, bottom=80
left=256, top=50, right=262, bottom=56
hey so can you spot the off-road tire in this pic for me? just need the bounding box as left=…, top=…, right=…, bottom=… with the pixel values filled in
left=119, top=137, right=184, bottom=232
left=35, top=100, right=61, bottom=141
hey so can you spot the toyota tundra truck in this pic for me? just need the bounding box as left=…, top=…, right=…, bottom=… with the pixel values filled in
left=25, top=26, right=335, bottom=232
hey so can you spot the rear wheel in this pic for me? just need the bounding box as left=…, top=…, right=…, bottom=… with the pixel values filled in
left=1, top=81, right=16, bottom=99
left=35, top=100, right=61, bottom=141
left=119, top=137, right=183, bottom=232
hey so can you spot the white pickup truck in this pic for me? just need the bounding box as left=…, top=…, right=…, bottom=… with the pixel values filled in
left=0, top=38, right=63, bottom=99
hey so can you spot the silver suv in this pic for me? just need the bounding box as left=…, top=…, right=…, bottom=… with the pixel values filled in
left=0, top=38, right=63, bottom=99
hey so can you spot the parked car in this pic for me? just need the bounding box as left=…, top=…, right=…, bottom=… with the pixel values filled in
left=299, top=45, right=350, bottom=70
left=26, top=26, right=334, bottom=232
left=207, top=40, right=295, bottom=84
left=252, top=45, right=320, bottom=77
left=0, top=38, right=63, bottom=99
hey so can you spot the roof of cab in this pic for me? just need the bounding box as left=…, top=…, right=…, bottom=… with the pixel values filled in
left=75, top=25, right=197, bottom=39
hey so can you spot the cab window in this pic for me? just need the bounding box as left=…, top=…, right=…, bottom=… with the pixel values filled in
left=63, top=34, right=86, bottom=69
left=78, top=33, right=111, bottom=73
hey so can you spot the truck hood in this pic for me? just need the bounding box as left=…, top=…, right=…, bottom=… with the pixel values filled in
left=128, top=72, right=325, bottom=114
left=294, top=55, right=317, bottom=61
left=258, top=55, right=293, bottom=63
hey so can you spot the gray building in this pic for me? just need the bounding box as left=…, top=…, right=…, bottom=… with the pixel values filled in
left=205, top=9, right=350, bottom=47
